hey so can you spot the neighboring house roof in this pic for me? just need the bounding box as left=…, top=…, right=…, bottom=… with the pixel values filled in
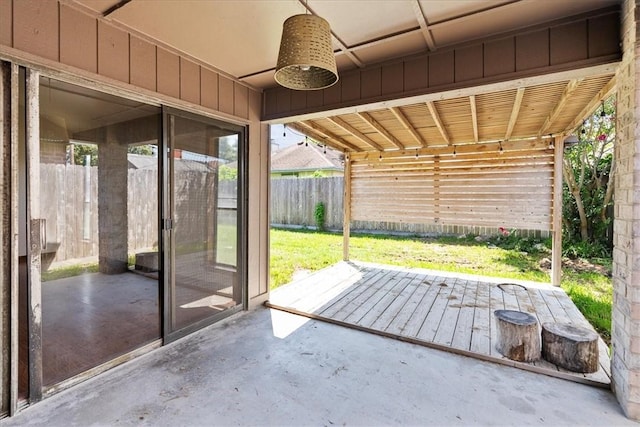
left=271, top=143, right=344, bottom=173
left=128, top=154, right=158, bottom=170
left=128, top=153, right=215, bottom=172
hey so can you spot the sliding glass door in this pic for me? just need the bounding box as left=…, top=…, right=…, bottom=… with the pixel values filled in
left=164, top=109, right=245, bottom=339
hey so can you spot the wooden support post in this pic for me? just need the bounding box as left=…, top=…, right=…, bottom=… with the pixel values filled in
left=343, top=154, right=351, bottom=261
left=26, top=69, right=43, bottom=402
left=8, top=62, right=19, bottom=417
left=0, top=61, right=15, bottom=416
left=551, top=136, right=563, bottom=286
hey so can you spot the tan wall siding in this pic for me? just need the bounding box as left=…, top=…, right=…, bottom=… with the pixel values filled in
left=349, top=141, right=554, bottom=231
left=3, top=0, right=254, bottom=124
left=247, top=89, right=269, bottom=303
left=612, top=0, right=640, bottom=419
left=263, top=7, right=620, bottom=121
left=0, top=0, right=269, bottom=302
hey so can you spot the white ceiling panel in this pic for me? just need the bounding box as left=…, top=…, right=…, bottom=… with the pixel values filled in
left=310, top=0, right=418, bottom=46
left=108, top=0, right=303, bottom=78
left=353, top=31, right=427, bottom=65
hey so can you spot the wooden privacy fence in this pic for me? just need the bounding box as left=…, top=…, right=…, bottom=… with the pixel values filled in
left=271, top=177, right=344, bottom=229
left=40, top=164, right=237, bottom=266
left=270, top=170, right=550, bottom=238
left=40, top=164, right=159, bottom=264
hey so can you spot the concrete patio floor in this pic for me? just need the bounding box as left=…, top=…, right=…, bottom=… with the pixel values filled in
left=4, top=307, right=633, bottom=426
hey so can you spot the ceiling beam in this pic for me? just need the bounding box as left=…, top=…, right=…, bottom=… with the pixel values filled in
left=565, top=76, right=617, bottom=133
left=426, top=101, right=450, bottom=145
left=505, top=87, right=525, bottom=140
left=357, top=112, right=405, bottom=149
left=412, top=0, right=437, bottom=51
left=289, top=121, right=360, bottom=152
left=301, top=0, right=365, bottom=68
left=537, top=78, right=583, bottom=137
left=469, top=95, right=479, bottom=143
left=350, top=137, right=551, bottom=161
left=390, top=107, right=427, bottom=148
left=327, top=116, right=385, bottom=151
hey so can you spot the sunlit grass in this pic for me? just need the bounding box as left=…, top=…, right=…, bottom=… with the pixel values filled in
left=270, top=228, right=551, bottom=288
left=270, top=228, right=613, bottom=342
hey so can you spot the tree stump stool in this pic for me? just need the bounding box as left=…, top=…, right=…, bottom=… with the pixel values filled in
left=494, top=310, right=540, bottom=362
left=541, top=323, right=599, bottom=373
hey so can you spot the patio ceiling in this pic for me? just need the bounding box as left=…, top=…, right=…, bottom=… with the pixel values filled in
left=72, top=0, right=617, bottom=90
left=70, top=0, right=619, bottom=154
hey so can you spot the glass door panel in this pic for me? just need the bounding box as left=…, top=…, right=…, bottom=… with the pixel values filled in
left=38, top=77, right=161, bottom=387
left=166, top=112, right=243, bottom=335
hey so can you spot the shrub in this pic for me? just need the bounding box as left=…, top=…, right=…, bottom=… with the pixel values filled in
left=314, top=202, right=326, bottom=231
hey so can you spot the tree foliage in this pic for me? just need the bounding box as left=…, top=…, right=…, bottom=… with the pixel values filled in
left=562, top=96, right=615, bottom=257
left=218, top=164, right=238, bottom=181
left=70, top=143, right=155, bottom=166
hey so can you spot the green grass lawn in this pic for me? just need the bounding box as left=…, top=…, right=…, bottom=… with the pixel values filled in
left=270, top=228, right=613, bottom=343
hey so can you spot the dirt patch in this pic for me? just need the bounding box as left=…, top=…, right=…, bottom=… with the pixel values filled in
left=538, top=257, right=611, bottom=277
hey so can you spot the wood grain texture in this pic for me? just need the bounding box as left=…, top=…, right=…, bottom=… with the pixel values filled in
left=268, top=261, right=611, bottom=386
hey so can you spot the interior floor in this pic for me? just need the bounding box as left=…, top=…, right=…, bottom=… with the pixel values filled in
left=41, top=271, right=160, bottom=387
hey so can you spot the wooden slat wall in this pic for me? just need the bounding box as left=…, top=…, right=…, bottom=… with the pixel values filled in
left=349, top=142, right=554, bottom=231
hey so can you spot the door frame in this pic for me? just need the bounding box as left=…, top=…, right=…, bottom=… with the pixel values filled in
left=161, top=106, right=248, bottom=344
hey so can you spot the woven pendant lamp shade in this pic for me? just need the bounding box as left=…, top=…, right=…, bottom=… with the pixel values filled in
left=275, top=14, right=338, bottom=90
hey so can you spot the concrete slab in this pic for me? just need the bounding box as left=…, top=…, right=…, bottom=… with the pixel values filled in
left=4, top=307, right=633, bottom=426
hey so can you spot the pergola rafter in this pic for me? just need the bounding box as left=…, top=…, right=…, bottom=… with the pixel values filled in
left=391, top=107, right=427, bottom=148
left=357, top=112, right=405, bottom=150
left=426, top=101, right=450, bottom=145
left=505, top=88, right=525, bottom=141
left=327, top=116, right=385, bottom=151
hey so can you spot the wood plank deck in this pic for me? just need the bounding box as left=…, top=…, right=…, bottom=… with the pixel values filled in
left=266, top=261, right=611, bottom=387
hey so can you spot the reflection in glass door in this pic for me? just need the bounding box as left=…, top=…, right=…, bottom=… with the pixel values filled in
left=165, top=111, right=244, bottom=336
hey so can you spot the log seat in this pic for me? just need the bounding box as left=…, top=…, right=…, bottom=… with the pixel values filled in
left=541, top=322, right=599, bottom=373
left=494, top=309, right=540, bottom=362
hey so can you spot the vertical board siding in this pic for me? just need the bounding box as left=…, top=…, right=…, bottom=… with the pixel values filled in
left=97, top=21, right=129, bottom=83
left=484, top=38, right=515, bottom=77
left=550, top=21, right=588, bottom=65
left=130, top=36, right=157, bottom=91
left=233, top=82, right=249, bottom=119
left=157, top=48, right=180, bottom=98
left=0, top=0, right=12, bottom=47
left=180, top=57, right=201, bottom=105
left=263, top=7, right=620, bottom=120
left=455, top=45, right=484, bottom=82
left=200, top=67, right=219, bottom=110
left=13, top=0, right=59, bottom=62
left=1, top=1, right=254, bottom=121
left=515, top=29, right=550, bottom=72
left=60, top=5, right=97, bottom=73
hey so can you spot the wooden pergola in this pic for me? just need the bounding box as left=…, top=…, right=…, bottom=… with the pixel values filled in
left=277, top=67, right=617, bottom=287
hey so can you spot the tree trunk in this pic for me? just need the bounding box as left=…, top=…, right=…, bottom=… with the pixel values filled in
left=563, top=161, right=589, bottom=241
left=600, top=152, right=616, bottom=223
